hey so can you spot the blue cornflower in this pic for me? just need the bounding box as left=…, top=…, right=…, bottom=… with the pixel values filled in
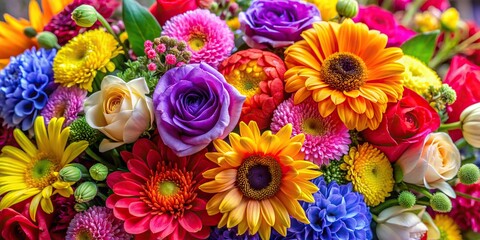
left=209, top=227, right=260, bottom=240
left=0, top=48, right=57, bottom=131
left=287, top=177, right=373, bottom=240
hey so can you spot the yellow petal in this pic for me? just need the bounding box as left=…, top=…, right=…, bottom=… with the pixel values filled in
left=219, top=188, right=243, bottom=213
left=260, top=199, right=275, bottom=226
left=246, top=200, right=261, bottom=234
left=227, top=200, right=247, bottom=228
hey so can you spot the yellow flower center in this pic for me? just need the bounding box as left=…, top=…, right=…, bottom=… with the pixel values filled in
left=225, top=60, right=266, bottom=98
left=301, top=118, right=326, bottom=136
left=76, top=230, right=93, bottom=240
left=188, top=34, right=206, bottom=51
left=236, top=155, right=282, bottom=200
left=25, top=158, right=58, bottom=188
left=320, top=52, right=367, bottom=92
left=158, top=181, right=179, bottom=196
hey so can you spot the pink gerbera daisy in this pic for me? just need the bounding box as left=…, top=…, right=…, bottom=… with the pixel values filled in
left=162, top=9, right=234, bottom=68
left=271, top=97, right=351, bottom=166
left=41, top=86, right=87, bottom=126
left=66, top=206, right=131, bottom=240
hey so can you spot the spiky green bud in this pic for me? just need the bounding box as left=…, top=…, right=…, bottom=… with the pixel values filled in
left=322, top=160, right=347, bottom=184
left=398, top=191, right=416, bottom=208
left=69, top=116, right=102, bottom=145
left=458, top=164, right=480, bottom=185
left=430, top=192, right=452, bottom=213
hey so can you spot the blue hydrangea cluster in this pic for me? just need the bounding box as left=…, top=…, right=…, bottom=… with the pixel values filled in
left=0, top=48, right=57, bottom=131
left=209, top=227, right=260, bottom=240
left=286, top=177, right=373, bottom=240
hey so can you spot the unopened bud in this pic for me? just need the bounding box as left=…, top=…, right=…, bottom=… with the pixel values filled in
left=71, top=4, right=98, bottom=28
left=59, top=166, right=82, bottom=182
left=74, top=181, right=97, bottom=203
left=336, top=0, right=359, bottom=18
left=36, top=31, right=59, bottom=49
left=458, top=163, right=480, bottom=185
left=430, top=192, right=452, bottom=213
left=89, top=163, right=109, bottom=181
left=398, top=191, right=416, bottom=208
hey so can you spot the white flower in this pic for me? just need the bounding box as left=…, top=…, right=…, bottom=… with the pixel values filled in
left=460, top=102, right=480, bottom=147
left=376, top=205, right=428, bottom=240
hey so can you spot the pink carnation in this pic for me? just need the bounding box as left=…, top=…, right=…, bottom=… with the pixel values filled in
left=450, top=182, right=480, bottom=232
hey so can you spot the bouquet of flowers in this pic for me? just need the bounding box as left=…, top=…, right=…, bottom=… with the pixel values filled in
left=1, top=0, right=480, bottom=239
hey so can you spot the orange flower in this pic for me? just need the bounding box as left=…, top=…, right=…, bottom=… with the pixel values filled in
left=219, top=49, right=286, bottom=130
left=284, top=19, right=404, bottom=131
left=0, top=0, right=72, bottom=68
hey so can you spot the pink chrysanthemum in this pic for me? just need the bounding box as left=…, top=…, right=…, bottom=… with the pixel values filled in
left=66, top=206, right=131, bottom=240
left=41, top=86, right=87, bottom=126
left=44, top=0, right=119, bottom=45
left=162, top=9, right=234, bottom=68
left=450, top=182, right=480, bottom=232
left=271, top=97, right=351, bottom=166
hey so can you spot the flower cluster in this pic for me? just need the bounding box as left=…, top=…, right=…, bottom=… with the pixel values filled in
left=0, top=0, right=479, bottom=240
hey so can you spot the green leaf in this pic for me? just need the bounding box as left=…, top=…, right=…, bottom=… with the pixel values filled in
left=400, top=30, right=440, bottom=64
left=122, top=0, right=161, bottom=56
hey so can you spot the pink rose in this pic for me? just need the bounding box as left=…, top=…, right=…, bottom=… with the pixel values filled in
left=353, top=6, right=415, bottom=47
left=444, top=56, right=480, bottom=141
left=363, top=88, right=440, bottom=162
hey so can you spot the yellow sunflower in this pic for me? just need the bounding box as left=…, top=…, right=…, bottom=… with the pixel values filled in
left=0, top=117, right=88, bottom=220
left=199, top=121, right=321, bottom=240
left=53, top=29, right=123, bottom=91
left=284, top=19, right=404, bottom=131
left=0, top=0, right=73, bottom=68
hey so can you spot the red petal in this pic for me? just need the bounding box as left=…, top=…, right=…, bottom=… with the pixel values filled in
left=106, top=171, right=124, bottom=188
left=132, top=139, right=156, bottom=160
left=191, top=198, right=206, bottom=211
left=128, top=201, right=151, bottom=217
left=179, top=211, right=202, bottom=233
left=188, top=226, right=211, bottom=239
left=127, top=159, right=150, bottom=180
left=105, top=193, right=122, bottom=208
left=146, top=149, right=162, bottom=169
left=124, top=215, right=152, bottom=234
left=159, top=220, right=178, bottom=239
left=150, top=214, right=172, bottom=233
left=113, top=181, right=143, bottom=197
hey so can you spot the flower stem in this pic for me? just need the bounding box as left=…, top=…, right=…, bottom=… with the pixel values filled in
left=97, top=192, right=108, bottom=201
left=437, top=121, right=461, bottom=132
left=371, top=199, right=399, bottom=215
left=455, top=191, right=480, bottom=202
left=456, top=138, right=468, bottom=150
left=96, top=12, right=128, bottom=56
left=401, top=0, right=426, bottom=26
left=371, top=214, right=379, bottom=222
left=406, top=183, right=433, bottom=198
left=85, top=147, right=115, bottom=170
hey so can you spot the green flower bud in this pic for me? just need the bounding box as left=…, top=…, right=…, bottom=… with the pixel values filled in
left=36, top=31, right=59, bottom=49
left=458, top=163, right=480, bottom=185
left=23, top=27, right=37, bottom=38
left=322, top=160, right=347, bottom=185
left=430, top=192, right=452, bottom=213
left=74, top=181, right=97, bottom=203
left=71, top=4, right=98, bottom=28
left=74, top=202, right=89, bottom=212
left=67, top=163, right=89, bottom=176
left=69, top=116, right=102, bottom=145
left=336, top=0, right=359, bottom=18
left=89, top=163, right=109, bottom=181
left=177, top=41, right=186, bottom=51
left=398, top=191, right=416, bottom=208
left=59, top=166, right=82, bottom=182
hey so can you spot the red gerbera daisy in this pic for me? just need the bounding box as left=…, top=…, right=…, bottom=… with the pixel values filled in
left=106, top=138, right=220, bottom=239
left=219, top=49, right=286, bottom=130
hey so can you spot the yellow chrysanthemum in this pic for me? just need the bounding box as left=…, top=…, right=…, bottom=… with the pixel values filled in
left=414, top=11, right=440, bottom=32
left=0, top=0, right=73, bottom=68
left=199, top=121, right=321, bottom=240
left=434, top=214, right=462, bottom=240
left=305, top=0, right=338, bottom=21
left=284, top=19, right=404, bottom=131
left=399, top=55, right=442, bottom=96
left=53, top=29, right=123, bottom=92
left=340, top=143, right=394, bottom=206
left=0, top=117, right=88, bottom=220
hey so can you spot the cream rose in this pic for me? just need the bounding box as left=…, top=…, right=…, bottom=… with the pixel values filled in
left=84, top=76, right=154, bottom=152
left=397, top=132, right=461, bottom=197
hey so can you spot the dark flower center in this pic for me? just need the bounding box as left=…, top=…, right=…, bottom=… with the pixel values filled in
left=301, top=117, right=326, bottom=136
left=320, top=52, right=367, bottom=92
left=236, top=155, right=282, bottom=200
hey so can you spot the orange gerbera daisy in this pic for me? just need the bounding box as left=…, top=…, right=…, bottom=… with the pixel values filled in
left=199, top=121, right=321, bottom=240
left=284, top=19, right=404, bottom=131
left=0, top=0, right=72, bottom=68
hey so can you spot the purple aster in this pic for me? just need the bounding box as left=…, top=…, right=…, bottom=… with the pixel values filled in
left=271, top=97, right=351, bottom=166
left=288, top=177, right=373, bottom=240
left=209, top=227, right=260, bottom=240
left=66, top=206, right=131, bottom=240
left=0, top=48, right=57, bottom=131
left=41, top=86, right=87, bottom=126
left=162, top=9, right=234, bottom=68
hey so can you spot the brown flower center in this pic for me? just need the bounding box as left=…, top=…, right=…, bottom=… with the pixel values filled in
left=320, top=52, right=367, bottom=92
left=236, top=155, right=282, bottom=200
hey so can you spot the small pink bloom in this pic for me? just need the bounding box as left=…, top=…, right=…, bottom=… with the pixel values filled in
left=144, top=40, right=153, bottom=48
left=165, top=54, right=177, bottom=65
left=156, top=43, right=166, bottom=53
left=147, top=49, right=156, bottom=59
left=176, top=62, right=185, bottom=67
left=147, top=62, right=157, bottom=71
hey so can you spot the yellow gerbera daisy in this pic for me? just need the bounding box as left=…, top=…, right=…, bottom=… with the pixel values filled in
left=284, top=19, right=404, bottom=131
left=434, top=214, right=462, bottom=240
left=399, top=55, right=442, bottom=97
left=0, top=0, right=73, bottom=68
left=53, top=29, right=123, bottom=92
left=340, top=143, right=394, bottom=206
left=199, top=121, right=321, bottom=240
left=0, top=117, right=88, bottom=220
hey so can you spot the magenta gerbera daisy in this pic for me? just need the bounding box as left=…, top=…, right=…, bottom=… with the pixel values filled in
left=41, top=86, right=87, bottom=126
left=66, top=206, right=131, bottom=240
left=271, top=97, right=351, bottom=166
left=162, top=9, right=234, bottom=68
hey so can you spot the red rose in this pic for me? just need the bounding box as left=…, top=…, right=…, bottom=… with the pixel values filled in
left=362, top=88, right=440, bottom=162
left=444, top=56, right=480, bottom=141
left=149, top=0, right=199, bottom=26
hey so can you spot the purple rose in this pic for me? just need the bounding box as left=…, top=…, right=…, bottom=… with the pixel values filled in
left=153, top=63, right=245, bottom=157
left=239, top=0, right=321, bottom=49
